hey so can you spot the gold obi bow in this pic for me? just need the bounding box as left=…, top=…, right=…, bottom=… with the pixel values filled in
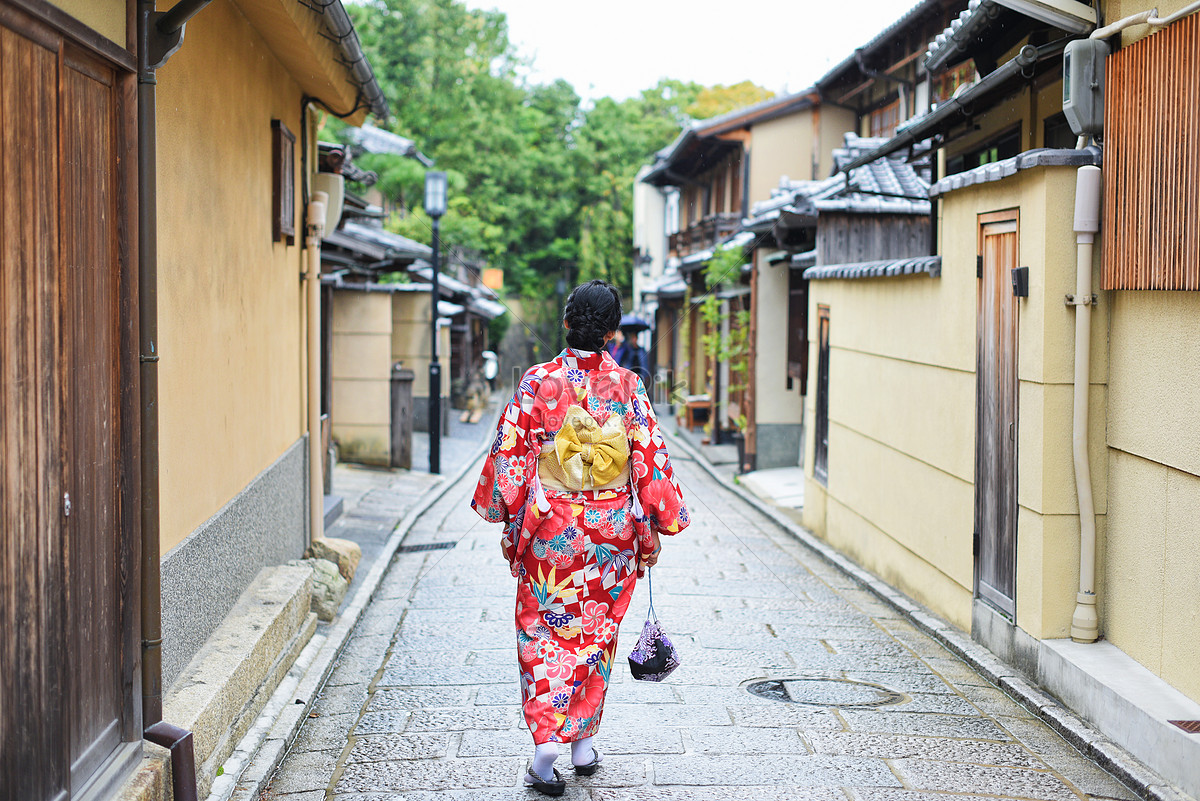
left=549, top=405, right=628, bottom=490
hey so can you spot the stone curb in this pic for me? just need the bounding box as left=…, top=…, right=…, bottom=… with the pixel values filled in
left=213, top=439, right=492, bottom=801
left=665, top=428, right=1187, bottom=801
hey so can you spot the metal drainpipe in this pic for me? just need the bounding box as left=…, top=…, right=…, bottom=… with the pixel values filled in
left=139, top=2, right=208, bottom=797
left=138, top=0, right=164, bottom=732
left=1070, top=161, right=1102, bottom=643
left=306, top=190, right=329, bottom=544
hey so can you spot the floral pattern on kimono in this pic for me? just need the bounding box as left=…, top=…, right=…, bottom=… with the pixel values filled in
left=472, top=347, right=689, bottom=743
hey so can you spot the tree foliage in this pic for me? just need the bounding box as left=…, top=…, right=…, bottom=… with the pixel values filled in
left=343, top=0, right=769, bottom=357
left=687, top=81, right=776, bottom=120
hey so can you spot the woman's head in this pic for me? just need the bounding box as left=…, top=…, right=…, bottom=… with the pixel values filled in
left=563, top=279, right=621, bottom=352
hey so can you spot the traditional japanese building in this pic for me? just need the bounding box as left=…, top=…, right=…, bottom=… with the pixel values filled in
left=801, top=1, right=1200, bottom=794
left=641, top=90, right=857, bottom=466
left=0, top=1, right=388, bottom=798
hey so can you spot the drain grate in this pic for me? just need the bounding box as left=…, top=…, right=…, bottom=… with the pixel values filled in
left=1169, top=720, right=1200, bottom=734
left=396, top=542, right=457, bottom=553
left=746, top=678, right=906, bottom=708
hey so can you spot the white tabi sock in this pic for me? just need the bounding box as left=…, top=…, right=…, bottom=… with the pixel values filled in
left=571, top=736, right=599, bottom=766
left=531, top=742, right=558, bottom=780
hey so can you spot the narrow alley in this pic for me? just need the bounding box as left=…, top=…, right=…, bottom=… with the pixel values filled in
left=261, top=443, right=1137, bottom=801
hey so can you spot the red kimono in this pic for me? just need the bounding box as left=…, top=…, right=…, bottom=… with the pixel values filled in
left=472, top=347, right=689, bottom=744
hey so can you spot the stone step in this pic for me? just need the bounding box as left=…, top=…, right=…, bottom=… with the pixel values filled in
left=164, top=563, right=317, bottom=799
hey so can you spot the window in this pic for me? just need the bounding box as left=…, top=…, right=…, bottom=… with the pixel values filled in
left=813, top=305, right=830, bottom=485
left=868, top=99, right=901, bottom=139
left=272, top=120, right=296, bottom=244
left=729, top=150, right=744, bottom=216
left=1042, top=112, right=1076, bottom=150
left=787, top=269, right=808, bottom=394
left=945, top=126, right=1021, bottom=176
left=931, top=60, right=977, bottom=107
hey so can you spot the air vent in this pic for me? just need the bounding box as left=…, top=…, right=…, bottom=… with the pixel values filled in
left=396, top=542, right=456, bottom=553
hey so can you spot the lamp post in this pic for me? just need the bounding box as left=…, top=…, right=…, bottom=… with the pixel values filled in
left=425, top=170, right=447, bottom=474
left=555, top=277, right=567, bottom=353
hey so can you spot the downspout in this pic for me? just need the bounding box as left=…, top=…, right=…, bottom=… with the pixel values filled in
left=306, top=189, right=329, bottom=545
left=140, top=2, right=211, bottom=798
left=138, top=0, right=214, bottom=732
left=1069, top=160, right=1102, bottom=643
left=137, top=0, right=163, bottom=730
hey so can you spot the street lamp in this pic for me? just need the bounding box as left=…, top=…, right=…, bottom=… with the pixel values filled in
left=425, top=170, right=447, bottom=474
left=555, top=277, right=567, bottom=353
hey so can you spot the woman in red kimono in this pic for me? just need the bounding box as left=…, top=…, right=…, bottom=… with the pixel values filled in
left=472, top=280, right=689, bottom=795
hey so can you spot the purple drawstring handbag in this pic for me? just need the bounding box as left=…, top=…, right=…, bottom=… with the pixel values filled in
left=627, top=570, right=680, bottom=682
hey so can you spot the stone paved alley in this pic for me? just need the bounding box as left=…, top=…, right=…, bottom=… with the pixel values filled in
left=261, top=443, right=1140, bottom=801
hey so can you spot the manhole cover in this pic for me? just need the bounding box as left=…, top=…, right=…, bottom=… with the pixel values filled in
left=745, top=678, right=905, bottom=708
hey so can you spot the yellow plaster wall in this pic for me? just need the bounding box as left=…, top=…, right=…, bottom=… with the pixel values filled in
left=817, top=106, right=858, bottom=179
left=1096, top=7, right=1200, bottom=699
left=1105, top=291, right=1200, bottom=703
left=47, top=0, right=125, bottom=45
left=155, top=0, right=309, bottom=551
left=391, top=292, right=451, bottom=398
left=1108, top=0, right=1196, bottom=46
left=801, top=270, right=976, bottom=627
left=803, top=165, right=1107, bottom=639
left=748, top=112, right=813, bottom=204
left=331, top=290, right=393, bottom=465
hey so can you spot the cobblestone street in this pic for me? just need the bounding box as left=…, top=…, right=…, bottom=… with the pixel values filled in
left=262, top=444, right=1139, bottom=801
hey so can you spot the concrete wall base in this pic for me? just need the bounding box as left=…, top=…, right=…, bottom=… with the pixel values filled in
left=161, top=437, right=309, bottom=688
left=112, top=743, right=171, bottom=801
left=755, top=422, right=803, bottom=469
left=973, top=599, right=1200, bottom=798
left=164, top=563, right=317, bottom=799
left=971, top=599, right=1041, bottom=679
left=1038, top=639, right=1200, bottom=799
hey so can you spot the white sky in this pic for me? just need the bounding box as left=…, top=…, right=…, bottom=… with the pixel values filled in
left=463, top=0, right=923, bottom=103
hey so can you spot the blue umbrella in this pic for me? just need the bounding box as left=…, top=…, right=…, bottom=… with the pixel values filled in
left=619, top=314, right=651, bottom=332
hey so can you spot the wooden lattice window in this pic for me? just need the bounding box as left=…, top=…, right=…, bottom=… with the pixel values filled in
left=868, top=99, right=901, bottom=138
left=932, top=60, right=977, bottom=106
left=272, top=120, right=295, bottom=244
left=1102, top=15, right=1200, bottom=290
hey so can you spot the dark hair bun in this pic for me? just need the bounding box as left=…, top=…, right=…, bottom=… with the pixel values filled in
left=563, top=279, right=622, bottom=352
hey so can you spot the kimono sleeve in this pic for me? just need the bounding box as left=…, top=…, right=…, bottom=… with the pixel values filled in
left=628, top=378, right=690, bottom=536
left=471, top=370, right=538, bottom=564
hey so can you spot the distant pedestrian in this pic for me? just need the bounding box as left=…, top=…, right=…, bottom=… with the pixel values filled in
left=471, top=279, right=690, bottom=796
left=613, top=326, right=651, bottom=387
left=604, top=328, right=622, bottom=358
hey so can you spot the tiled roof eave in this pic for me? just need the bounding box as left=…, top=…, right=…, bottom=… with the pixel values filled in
left=804, top=255, right=942, bottom=281
left=929, top=147, right=1101, bottom=197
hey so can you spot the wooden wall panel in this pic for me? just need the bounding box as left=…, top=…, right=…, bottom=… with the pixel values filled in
left=816, top=213, right=930, bottom=266
left=0, top=20, right=68, bottom=801
left=1102, top=15, right=1200, bottom=290
left=0, top=7, right=137, bottom=798
left=61, top=45, right=123, bottom=789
